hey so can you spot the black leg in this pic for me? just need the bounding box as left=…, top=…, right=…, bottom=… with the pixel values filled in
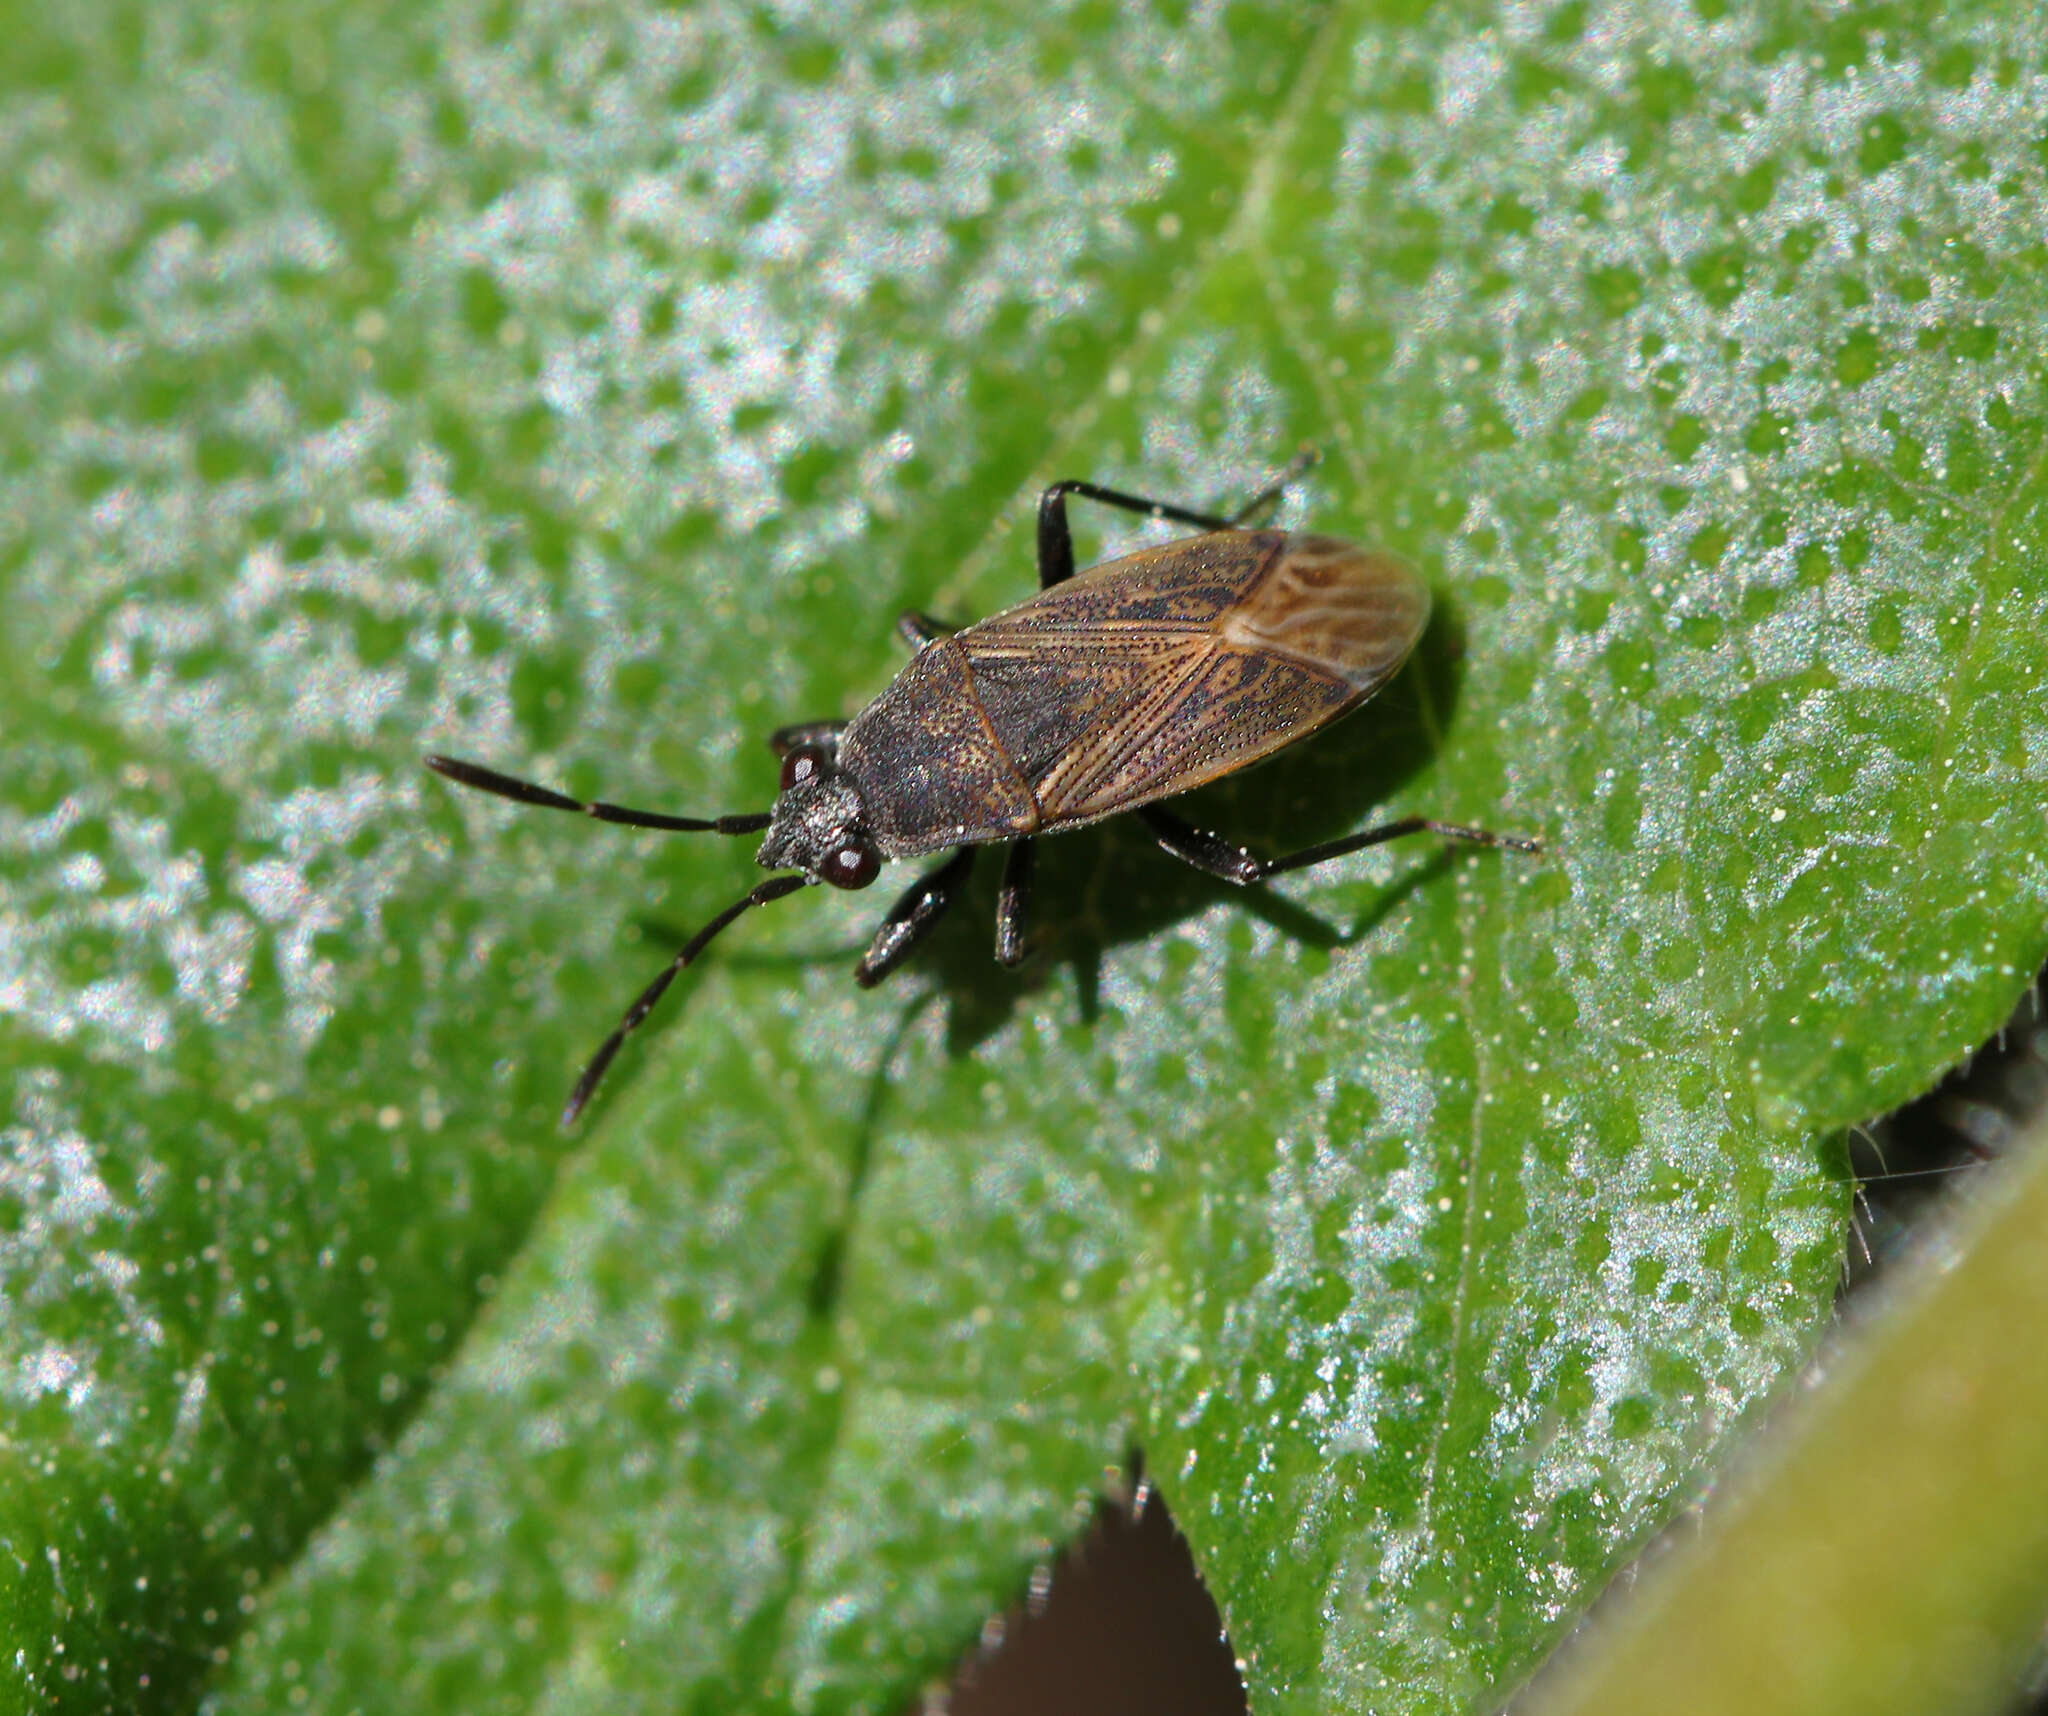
left=1033, top=449, right=1322, bottom=589
left=426, top=755, right=770, bottom=835
left=1139, top=803, right=1539, bottom=886
left=994, top=838, right=1036, bottom=968
left=1036, top=483, right=1233, bottom=590
left=1224, top=446, right=1321, bottom=526
left=854, top=846, right=976, bottom=988
left=896, top=611, right=956, bottom=651
left=563, top=871, right=810, bottom=1124
left=768, top=721, right=847, bottom=760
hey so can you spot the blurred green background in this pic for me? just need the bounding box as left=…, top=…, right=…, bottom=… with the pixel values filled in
left=3, top=2, right=2045, bottom=1712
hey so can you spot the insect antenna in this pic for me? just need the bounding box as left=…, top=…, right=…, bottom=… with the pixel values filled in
left=426, top=754, right=771, bottom=834
left=562, top=871, right=811, bottom=1125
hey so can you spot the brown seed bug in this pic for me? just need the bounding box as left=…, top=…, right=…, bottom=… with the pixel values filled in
left=429, top=453, right=1538, bottom=1123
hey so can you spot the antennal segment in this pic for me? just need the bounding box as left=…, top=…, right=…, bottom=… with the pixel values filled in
left=562, top=871, right=810, bottom=1125
left=427, top=754, right=771, bottom=835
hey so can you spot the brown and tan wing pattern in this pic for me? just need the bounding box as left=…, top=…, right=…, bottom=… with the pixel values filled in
left=838, top=635, right=1040, bottom=856
left=952, top=532, right=1275, bottom=805
left=957, top=531, right=1429, bottom=831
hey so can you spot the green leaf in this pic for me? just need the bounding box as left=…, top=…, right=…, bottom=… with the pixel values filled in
left=1522, top=1107, right=2048, bottom=1716
left=2, top=2, right=2043, bottom=1713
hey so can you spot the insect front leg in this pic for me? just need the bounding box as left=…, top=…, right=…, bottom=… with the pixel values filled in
left=993, top=838, right=1036, bottom=967
left=769, top=721, right=847, bottom=759
left=1139, top=803, right=1539, bottom=885
left=854, top=846, right=977, bottom=987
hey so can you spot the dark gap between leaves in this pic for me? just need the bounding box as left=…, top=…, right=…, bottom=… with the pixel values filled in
left=1841, top=967, right=2048, bottom=1302
left=1841, top=961, right=2048, bottom=1716
left=924, top=958, right=2048, bottom=1715
left=911, top=1458, right=1248, bottom=1716
left=1514, top=957, right=2048, bottom=1712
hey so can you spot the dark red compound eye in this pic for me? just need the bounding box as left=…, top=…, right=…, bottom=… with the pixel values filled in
left=780, top=747, right=823, bottom=791
left=826, top=844, right=880, bottom=889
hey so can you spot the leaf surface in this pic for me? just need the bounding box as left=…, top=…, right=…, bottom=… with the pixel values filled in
left=2, top=3, right=2044, bottom=1713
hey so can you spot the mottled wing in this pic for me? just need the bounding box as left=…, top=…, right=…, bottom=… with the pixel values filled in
left=957, top=531, right=1429, bottom=831
left=954, top=532, right=1269, bottom=795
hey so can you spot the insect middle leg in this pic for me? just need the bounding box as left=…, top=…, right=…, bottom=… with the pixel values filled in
left=993, top=838, right=1036, bottom=967
left=1034, top=448, right=1321, bottom=589
left=895, top=611, right=957, bottom=651
left=854, top=845, right=977, bottom=987
left=1138, top=803, right=1539, bottom=885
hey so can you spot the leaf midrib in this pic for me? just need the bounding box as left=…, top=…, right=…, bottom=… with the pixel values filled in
left=748, top=0, right=1364, bottom=1692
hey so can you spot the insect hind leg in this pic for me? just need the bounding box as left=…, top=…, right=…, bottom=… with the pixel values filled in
left=1034, top=449, right=1322, bottom=589
left=1139, top=803, right=1539, bottom=886
left=1225, top=446, right=1321, bottom=526
left=1035, top=482, right=1232, bottom=590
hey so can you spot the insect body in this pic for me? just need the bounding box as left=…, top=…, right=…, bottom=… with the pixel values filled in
left=429, top=460, right=1537, bottom=1122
